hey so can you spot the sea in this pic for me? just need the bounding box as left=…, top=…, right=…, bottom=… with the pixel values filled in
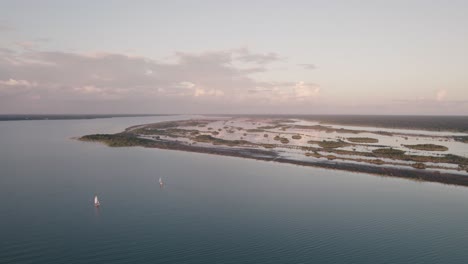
left=1, top=115, right=468, bottom=264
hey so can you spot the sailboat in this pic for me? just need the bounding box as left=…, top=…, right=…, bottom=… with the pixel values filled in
left=94, top=195, right=100, bottom=207
left=159, top=177, right=164, bottom=187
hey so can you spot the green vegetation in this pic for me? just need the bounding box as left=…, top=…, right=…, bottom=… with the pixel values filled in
left=306, top=152, right=386, bottom=166
left=458, top=164, right=468, bottom=172
left=443, top=154, right=468, bottom=165
left=454, top=136, right=468, bottom=143
left=404, top=144, right=448, bottom=151
left=274, top=135, right=289, bottom=144
left=305, top=152, right=321, bottom=158
left=258, top=125, right=282, bottom=130
left=382, top=153, right=468, bottom=166
left=372, top=148, right=406, bottom=156
left=79, top=134, right=156, bottom=147
left=132, top=128, right=199, bottom=138
left=246, top=129, right=264, bottom=133
left=292, top=135, right=302, bottom=140
left=347, top=137, right=379, bottom=143
left=192, top=134, right=215, bottom=142
left=373, top=131, right=393, bottom=136
left=81, top=118, right=468, bottom=177
left=193, top=134, right=251, bottom=147
left=412, top=163, right=426, bottom=169
left=370, top=159, right=384, bottom=165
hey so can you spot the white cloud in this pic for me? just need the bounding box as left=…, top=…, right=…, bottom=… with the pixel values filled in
left=248, top=81, right=320, bottom=103
left=0, top=47, right=322, bottom=113
left=192, top=87, right=224, bottom=97
left=177, top=81, right=196, bottom=89
left=293, top=81, right=320, bottom=99
left=194, top=88, right=205, bottom=97
left=0, top=78, right=37, bottom=87
left=74, top=85, right=104, bottom=94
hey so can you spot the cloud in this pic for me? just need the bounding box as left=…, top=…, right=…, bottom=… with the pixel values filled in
left=193, top=87, right=224, bottom=97
left=74, top=85, right=104, bottom=94
left=0, top=78, right=37, bottom=87
left=293, top=81, right=320, bottom=99
left=436, top=89, right=447, bottom=101
left=247, top=81, right=320, bottom=103
left=0, top=47, right=320, bottom=113
left=177, top=81, right=196, bottom=89
left=298, top=63, right=316, bottom=70
left=0, top=79, right=38, bottom=97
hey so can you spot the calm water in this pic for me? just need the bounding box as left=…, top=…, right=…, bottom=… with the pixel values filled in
left=2, top=116, right=468, bottom=264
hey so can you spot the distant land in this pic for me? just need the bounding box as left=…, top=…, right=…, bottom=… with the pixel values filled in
left=222, top=115, right=468, bottom=133
left=0, top=114, right=172, bottom=121
left=4, top=114, right=468, bottom=133
left=79, top=116, right=468, bottom=187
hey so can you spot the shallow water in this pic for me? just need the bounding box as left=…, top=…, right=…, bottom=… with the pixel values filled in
left=2, top=116, right=468, bottom=264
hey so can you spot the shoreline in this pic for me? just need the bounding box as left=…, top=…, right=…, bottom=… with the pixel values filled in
left=80, top=137, right=468, bottom=187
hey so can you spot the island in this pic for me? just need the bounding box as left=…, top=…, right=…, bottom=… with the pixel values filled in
left=79, top=117, right=468, bottom=187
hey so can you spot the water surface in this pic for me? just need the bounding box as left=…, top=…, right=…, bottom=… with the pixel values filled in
left=1, top=116, right=468, bottom=263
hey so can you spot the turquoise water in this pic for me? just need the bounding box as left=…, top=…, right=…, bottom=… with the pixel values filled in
left=1, top=116, right=468, bottom=264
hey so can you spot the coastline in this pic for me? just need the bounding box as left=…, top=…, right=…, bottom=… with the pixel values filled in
left=79, top=136, right=468, bottom=188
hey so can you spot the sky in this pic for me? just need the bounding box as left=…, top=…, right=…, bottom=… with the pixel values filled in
left=0, top=0, right=467, bottom=115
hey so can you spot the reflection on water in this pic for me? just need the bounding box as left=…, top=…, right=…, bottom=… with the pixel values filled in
left=94, top=206, right=101, bottom=218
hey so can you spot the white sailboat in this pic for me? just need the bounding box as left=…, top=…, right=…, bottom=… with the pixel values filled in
left=159, top=177, right=164, bottom=187
left=94, top=195, right=100, bottom=207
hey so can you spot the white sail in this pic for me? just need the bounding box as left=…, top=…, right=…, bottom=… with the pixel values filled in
left=159, top=177, right=163, bottom=185
left=94, top=195, right=100, bottom=206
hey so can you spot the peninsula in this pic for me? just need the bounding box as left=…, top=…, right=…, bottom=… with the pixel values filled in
left=80, top=117, right=468, bottom=187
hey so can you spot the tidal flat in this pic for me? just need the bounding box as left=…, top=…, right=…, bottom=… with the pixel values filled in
left=80, top=117, right=468, bottom=186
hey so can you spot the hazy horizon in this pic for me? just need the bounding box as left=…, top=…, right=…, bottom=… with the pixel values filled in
left=1, top=1, right=467, bottom=115
left=1, top=113, right=468, bottom=117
